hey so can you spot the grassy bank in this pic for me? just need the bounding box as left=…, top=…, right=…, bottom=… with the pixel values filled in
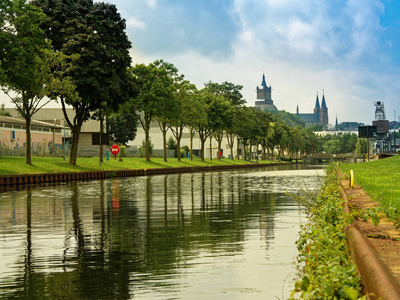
left=0, top=156, right=275, bottom=176
left=291, top=164, right=362, bottom=299
left=340, top=155, right=400, bottom=210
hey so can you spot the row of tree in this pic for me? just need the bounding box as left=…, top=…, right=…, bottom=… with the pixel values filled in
left=0, top=0, right=362, bottom=165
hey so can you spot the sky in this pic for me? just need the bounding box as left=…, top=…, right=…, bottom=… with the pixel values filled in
left=3, top=0, right=400, bottom=125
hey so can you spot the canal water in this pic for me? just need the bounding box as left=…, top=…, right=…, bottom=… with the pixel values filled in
left=0, top=165, right=324, bottom=300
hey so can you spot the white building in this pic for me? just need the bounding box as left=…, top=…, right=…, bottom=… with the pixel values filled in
left=129, top=120, right=241, bottom=159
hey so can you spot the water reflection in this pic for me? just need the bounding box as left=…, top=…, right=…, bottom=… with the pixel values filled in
left=0, top=165, right=324, bottom=299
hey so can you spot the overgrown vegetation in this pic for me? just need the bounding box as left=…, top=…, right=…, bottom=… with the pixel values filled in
left=290, top=163, right=364, bottom=299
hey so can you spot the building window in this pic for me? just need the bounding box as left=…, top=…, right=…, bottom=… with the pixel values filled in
left=11, top=130, right=15, bottom=141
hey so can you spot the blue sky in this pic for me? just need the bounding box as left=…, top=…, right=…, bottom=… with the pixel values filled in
left=115, top=0, right=400, bottom=125
left=3, top=0, right=400, bottom=125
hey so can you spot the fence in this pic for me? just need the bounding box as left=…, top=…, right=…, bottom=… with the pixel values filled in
left=0, top=144, right=176, bottom=158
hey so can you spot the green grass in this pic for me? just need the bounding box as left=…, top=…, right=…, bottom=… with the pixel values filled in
left=340, top=155, right=400, bottom=209
left=0, top=156, right=276, bottom=176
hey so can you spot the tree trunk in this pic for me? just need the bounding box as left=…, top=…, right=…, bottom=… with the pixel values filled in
left=25, top=118, right=32, bottom=165
left=176, top=125, right=183, bottom=162
left=145, top=119, right=150, bottom=162
left=200, top=138, right=205, bottom=161
left=226, top=132, right=234, bottom=160
left=190, top=129, right=194, bottom=161
left=209, top=135, right=212, bottom=161
left=99, top=114, right=104, bottom=163
left=60, top=98, right=84, bottom=166
left=69, top=126, right=81, bottom=165
left=256, top=143, right=259, bottom=163
left=217, top=139, right=222, bottom=160
left=199, top=134, right=206, bottom=161
left=243, top=139, right=247, bottom=161
left=237, top=137, right=240, bottom=160
left=177, top=137, right=181, bottom=161
left=162, top=129, right=167, bottom=162
left=158, top=120, right=169, bottom=162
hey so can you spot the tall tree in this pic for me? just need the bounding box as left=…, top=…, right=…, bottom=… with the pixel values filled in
left=185, top=91, right=207, bottom=161
left=254, top=109, right=273, bottom=161
left=152, top=60, right=182, bottom=162
left=195, top=90, right=221, bottom=161
left=32, top=0, right=132, bottom=165
left=170, top=80, right=198, bottom=161
left=267, top=114, right=288, bottom=159
left=204, top=81, right=244, bottom=160
left=128, top=60, right=176, bottom=162
left=234, top=106, right=256, bottom=160
left=0, top=0, right=59, bottom=164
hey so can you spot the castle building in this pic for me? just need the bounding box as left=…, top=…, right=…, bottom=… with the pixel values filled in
left=255, top=73, right=278, bottom=111
left=255, top=73, right=329, bottom=127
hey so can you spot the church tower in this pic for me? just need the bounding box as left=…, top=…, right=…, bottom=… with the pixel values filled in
left=255, top=73, right=276, bottom=111
left=335, top=115, right=339, bottom=130
left=320, top=92, right=328, bottom=126
left=257, top=73, right=272, bottom=100
left=313, top=93, right=320, bottom=115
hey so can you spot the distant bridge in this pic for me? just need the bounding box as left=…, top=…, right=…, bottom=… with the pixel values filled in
left=303, top=153, right=397, bottom=164
left=303, top=153, right=363, bottom=164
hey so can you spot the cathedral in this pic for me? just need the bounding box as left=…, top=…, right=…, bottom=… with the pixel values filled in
left=296, top=92, right=329, bottom=126
left=254, top=73, right=329, bottom=127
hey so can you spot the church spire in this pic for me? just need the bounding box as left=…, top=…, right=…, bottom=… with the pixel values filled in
left=261, top=73, right=268, bottom=89
left=335, top=114, right=338, bottom=130
left=314, top=92, right=320, bottom=110
left=321, top=90, right=327, bottom=109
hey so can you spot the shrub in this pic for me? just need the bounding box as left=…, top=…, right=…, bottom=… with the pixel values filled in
left=290, top=163, right=363, bottom=299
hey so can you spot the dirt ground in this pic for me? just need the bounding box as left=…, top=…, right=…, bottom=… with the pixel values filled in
left=341, top=177, right=400, bottom=281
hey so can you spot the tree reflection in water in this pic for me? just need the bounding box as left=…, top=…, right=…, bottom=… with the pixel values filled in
left=0, top=165, right=323, bottom=299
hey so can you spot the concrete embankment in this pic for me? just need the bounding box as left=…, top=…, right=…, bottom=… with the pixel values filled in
left=341, top=179, right=400, bottom=299
left=0, top=162, right=287, bottom=190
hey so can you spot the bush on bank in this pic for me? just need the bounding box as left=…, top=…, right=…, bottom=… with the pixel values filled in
left=290, top=164, right=364, bottom=299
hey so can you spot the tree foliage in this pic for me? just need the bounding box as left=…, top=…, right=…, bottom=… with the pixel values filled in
left=32, top=0, right=132, bottom=165
left=170, top=79, right=198, bottom=161
left=128, top=60, right=179, bottom=161
left=107, top=108, right=138, bottom=146
left=0, top=0, right=56, bottom=164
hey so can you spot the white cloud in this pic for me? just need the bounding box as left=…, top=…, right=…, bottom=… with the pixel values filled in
left=145, top=0, right=158, bottom=9
left=3, top=0, right=399, bottom=125
left=126, top=17, right=146, bottom=29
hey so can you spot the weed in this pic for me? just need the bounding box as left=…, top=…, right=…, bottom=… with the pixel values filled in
left=290, top=163, right=364, bottom=299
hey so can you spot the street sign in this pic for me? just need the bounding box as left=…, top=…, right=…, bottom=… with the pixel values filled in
left=110, top=145, right=120, bottom=160
left=92, top=133, right=109, bottom=145
left=358, top=126, right=377, bottom=138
